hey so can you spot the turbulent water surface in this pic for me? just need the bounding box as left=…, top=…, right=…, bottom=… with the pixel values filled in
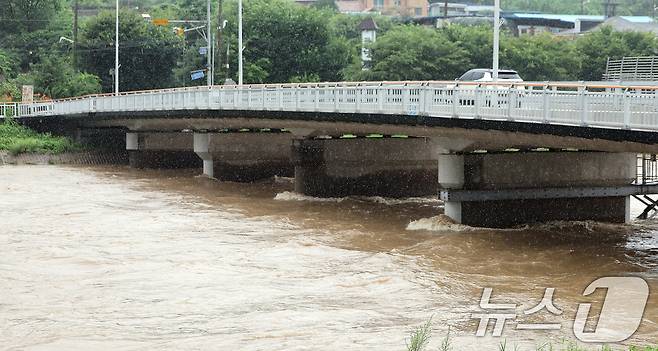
left=2, top=165, right=658, bottom=350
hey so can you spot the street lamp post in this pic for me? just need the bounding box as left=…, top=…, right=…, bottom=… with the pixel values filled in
left=492, top=0, right=500, bottom=82
left=207, top=0, right=213, bottom=86
left=115, top=0, right=120, bottom=94
left=238, top=0, right=243, bottom=86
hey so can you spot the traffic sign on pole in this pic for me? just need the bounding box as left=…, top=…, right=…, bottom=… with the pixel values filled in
left=153, top=18, right=170, bottom=26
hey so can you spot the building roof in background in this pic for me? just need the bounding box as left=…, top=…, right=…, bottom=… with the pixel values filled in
left=505, top=13, right=654, bottom=24
left=465, top=5, right=495, bottom=12
left=592, top=16, right=658, bottom=34
left=359, top=17, right=379, bottom=30
left=430, top=2, right=467, bottom=9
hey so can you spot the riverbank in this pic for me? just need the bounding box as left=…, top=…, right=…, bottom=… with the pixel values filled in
left=0, top=150, right=128, bottom=166
left=0, top=118, right=79, bottom=155
left=0, top=118, right=127, bottom=165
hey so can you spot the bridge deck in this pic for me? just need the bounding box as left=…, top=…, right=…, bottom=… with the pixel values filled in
left=3, top=81, right=658, bottom=133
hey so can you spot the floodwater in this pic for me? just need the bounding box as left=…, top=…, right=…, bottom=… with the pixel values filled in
left=1, top=165, right=658, bottom=350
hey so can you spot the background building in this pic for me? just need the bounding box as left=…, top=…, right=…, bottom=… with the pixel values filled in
left=298, top=0, right=428, bottom=17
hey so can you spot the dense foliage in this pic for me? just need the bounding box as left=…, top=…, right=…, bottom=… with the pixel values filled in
left=0, top=0, right=657, bottom=100
left=79, top=10, right=183, bottom=92
left=0, top=118, right=78, bottom=155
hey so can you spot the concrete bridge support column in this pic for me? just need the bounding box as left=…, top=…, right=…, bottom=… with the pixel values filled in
left=194, top=132, right=294, bottom=181
left=126, top=132, right=200, bottom=169
left=438, top=151, right=635, bottom=228
left=194, top=133, right=214, bottom=178
left=292, top=138, right=439, bottom=198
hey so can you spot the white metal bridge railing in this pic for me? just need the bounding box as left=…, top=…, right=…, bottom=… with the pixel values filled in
left=2, top=81, right=658, bottom=132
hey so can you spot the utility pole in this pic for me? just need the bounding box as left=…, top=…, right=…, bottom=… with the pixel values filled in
left=493, top=0, right=500, bottom=81
left=603, top=0, right=618, bottom=18
left=115, top=0, right=120, bottom=95
left=238, top=0, right=243, bottom=86
left=443, top=0, right=448, bottom=18
left=73, top=0, right=79, bottom=69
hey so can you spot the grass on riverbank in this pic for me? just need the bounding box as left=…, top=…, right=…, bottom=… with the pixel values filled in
left=0, top=118, right=78, bottom=155
left=405, top=319, right=658, bottom=351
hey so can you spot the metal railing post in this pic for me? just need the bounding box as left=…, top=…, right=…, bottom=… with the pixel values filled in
left=578, top=86, right=588, bottom=126
left=419, top=85, right=428, bottom=116
left=452, top=85, right=459, bottom=118
left=402, top=85, right=409, bottom=114
left=542, top=85, right=550, bottom=123
left=378, top=85, right=384, bottom=113
left=261, top=88, right=266, bottom=110
left=507, top=86, right=515, bottom=121
left=624, top=89, right=632, bottom=129
left=474, top=85, right=481, bottom=119
left=295, top=86, right=300, bottom=111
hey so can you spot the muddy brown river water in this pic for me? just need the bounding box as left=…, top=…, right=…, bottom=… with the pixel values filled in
left=1, top=165, right=658, bottom=350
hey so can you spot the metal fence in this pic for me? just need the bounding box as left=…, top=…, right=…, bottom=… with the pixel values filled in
left=603, top=56, right=658, bottom=81
left=637, top=154, right=658, bottom=185
left=2, top=81, right=658, bottom=132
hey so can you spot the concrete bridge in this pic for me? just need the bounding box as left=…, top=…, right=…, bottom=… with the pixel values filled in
left=4, top=80, right=658, bottom=227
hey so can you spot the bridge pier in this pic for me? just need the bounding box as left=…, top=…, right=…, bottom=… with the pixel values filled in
left=438, top=151, right=635, bottom=228
left=193, top=132, right=293, bottom=181
left=292, top=138, right=439, bottom=198
left=126, top=132, right=200, bottom=169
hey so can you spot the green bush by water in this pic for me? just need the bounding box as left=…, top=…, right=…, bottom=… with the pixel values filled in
left=405, top=319, right=658, bottom=351
left=0, top=118, right=78, bottom=155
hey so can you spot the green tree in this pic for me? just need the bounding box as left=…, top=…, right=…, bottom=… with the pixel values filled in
left=0, top=0, right=64, bottom=35
left=312, top=0, right=338, bottom=11
left=442, top=24, right=493, bottom=70
left=0, top=50, right=16, bottom=81
left=345, top=25, right=469, bottom=81
left=577, top=26, right=658, bottom=81
left=175, top=0, right=207, bottom=19
left=80, top=9, right=184, bottom=92
left=219, top=0, right=352, bottom=83
left=501, top=33, right=580, bottom=81
left=31, top=55, right=102, bottom=99
left=0, top=81, right=20, bottom=101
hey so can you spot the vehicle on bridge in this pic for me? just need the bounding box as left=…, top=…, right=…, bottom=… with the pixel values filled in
left=457, top=69, right=524, bottom=83
left=455, top=69, right=525, bottom=108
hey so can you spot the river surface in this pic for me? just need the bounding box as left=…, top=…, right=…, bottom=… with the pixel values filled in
left=2, top=165, right=658, bottom=350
